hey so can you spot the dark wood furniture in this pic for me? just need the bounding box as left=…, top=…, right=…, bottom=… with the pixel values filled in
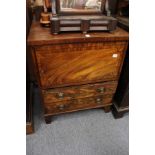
left=27, top=22, right=128, bottom=124
left=112, top=0, right=129, bottom=118
left=26, top=0, right=34, bottom=134
left=50, top=0, right=117, bottom=34
left=112, top=47, right=129, bottom=118
left=26, top=82, right=34, bottom=134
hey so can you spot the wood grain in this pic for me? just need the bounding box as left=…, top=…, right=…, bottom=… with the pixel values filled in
left=42, top=81, right=118, bottom=103
left=27, top=22, right=129, bottom=120
left=44, top=94, right=113, bottom=115
left=27, top=22, right=129, bottom=46
left=35, top=42, right=126, bottom=88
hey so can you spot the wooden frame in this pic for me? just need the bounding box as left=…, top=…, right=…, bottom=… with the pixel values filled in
left=51, top=0, right=106, bottom=16
left=50, top=0, right=117, bottom=34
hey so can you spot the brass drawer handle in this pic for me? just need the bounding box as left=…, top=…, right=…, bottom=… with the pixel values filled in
left=96, top=97, right=103, bottom=104
left=97, top=87, right=104, bottom=93
left=57, top=92, right=64, bottom=99
left=58, top=104, right=65, bottom=110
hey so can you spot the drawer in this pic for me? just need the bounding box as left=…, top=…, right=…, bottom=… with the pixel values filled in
left=44, top=95, right=113, bottom=115
left=42, top=81, right=118, bottom=103
left=34, top=42, right=126, bottom=89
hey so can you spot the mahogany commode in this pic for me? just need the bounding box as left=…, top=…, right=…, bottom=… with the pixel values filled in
left=27, top=22, right=128, bottom=124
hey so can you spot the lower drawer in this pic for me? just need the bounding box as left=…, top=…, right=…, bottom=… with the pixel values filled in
left=42, top=81, right=118, bottom=103
left=44, top=94, right=113, bottom=115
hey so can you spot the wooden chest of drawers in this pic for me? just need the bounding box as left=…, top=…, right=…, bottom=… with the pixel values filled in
left=27, top=22, right=128, bottom=124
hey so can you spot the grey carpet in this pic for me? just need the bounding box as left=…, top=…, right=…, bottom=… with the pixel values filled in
left=26, top=88, right=129, bottom=155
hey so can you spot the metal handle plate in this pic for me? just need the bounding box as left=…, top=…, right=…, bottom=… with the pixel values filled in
left=58, top=104, right=65, bottom=110
left=97, top=87, right=104, bottom=93
left=96, top=97, right=103, bottom=105
left=57, top=92, right=64, bottom=99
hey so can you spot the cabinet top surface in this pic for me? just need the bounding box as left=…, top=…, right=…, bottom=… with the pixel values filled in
left=27, top=22, right=129, bottom=46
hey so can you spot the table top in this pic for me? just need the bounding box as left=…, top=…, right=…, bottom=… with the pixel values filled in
left=27, top=22, right=129, bottom=46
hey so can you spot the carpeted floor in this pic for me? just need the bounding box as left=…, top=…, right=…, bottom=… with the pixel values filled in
left=26, top=88, right=129, bottom=155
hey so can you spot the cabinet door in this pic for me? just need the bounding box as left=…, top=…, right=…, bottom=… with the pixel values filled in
left=34, top=42, right=127, bottom=89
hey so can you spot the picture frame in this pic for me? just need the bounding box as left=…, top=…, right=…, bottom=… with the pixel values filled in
left=51, top=0, right=106, bottom=15
left=50, top=0, right=117, bottom=34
